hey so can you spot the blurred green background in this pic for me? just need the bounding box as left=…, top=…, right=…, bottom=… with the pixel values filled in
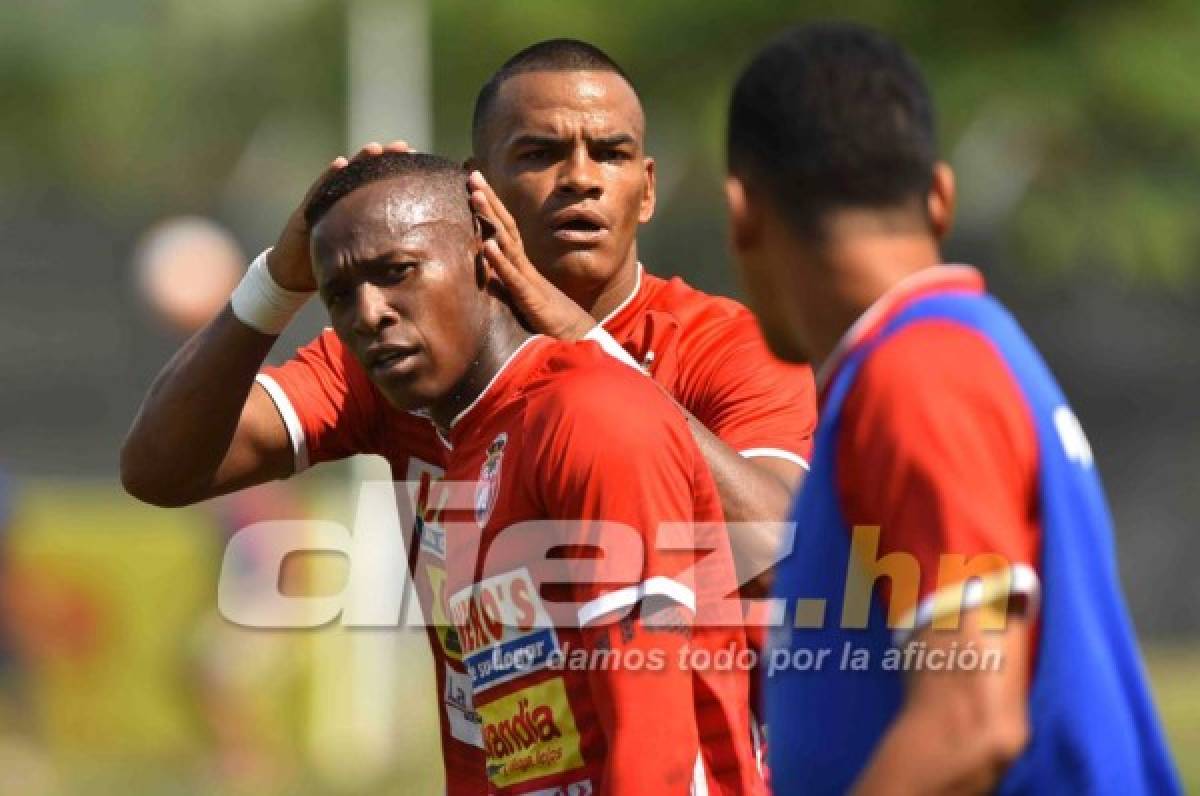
left=1, top=0, right=1198, bottom=793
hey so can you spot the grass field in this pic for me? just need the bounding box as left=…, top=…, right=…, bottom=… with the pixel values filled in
left=1145, top=645, right=1200, bottom=790
left=4, top=481, right=1197, bottom=794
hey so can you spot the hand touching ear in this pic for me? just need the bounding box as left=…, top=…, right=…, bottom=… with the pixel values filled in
left=468, top=170, right=596, bottom=341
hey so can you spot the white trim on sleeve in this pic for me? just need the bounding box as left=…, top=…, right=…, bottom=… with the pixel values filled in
left=254, top=373, right=310, bottom=472
left=690, top=749, right=710, bottom=796
left=892, top=563, right=1041, bottom=646
left=749, top=713, right=765, bottom=777
left=576, top=575, right=696, bottom=627
left=739, top=447, right=810, bottom=471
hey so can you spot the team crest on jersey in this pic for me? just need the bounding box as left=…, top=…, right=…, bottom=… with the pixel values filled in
left=475, top=432, right=507, bottom=526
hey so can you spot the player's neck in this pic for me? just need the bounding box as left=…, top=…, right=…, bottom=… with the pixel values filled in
left=570, top=248, right=641, bottom=324
left=429, top=313, right=532, bottom=433
left=803, top=231, right=942, bottom=369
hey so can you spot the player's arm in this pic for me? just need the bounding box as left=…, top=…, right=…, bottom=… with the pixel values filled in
left=121, top=143, right=406, bottom=507
left=838, top=324, right=1041, bottom=793
left=668, top=311, right=815, bottom=593
left=121, top=305, right=294, bottom=506
left=679, top=410, right=801, bottom=595
left=851, top=607, right=1031, bottom=795
left=581, top=602, right=699, bottom=795
left=531, top=371, right=707, bottom=795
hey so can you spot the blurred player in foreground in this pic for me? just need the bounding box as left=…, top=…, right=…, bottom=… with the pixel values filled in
left=122, top=39, right=813, bottom=790
left=136, top=150, right=766, bottom=794
left=724, top=22, right=1180, bottom=794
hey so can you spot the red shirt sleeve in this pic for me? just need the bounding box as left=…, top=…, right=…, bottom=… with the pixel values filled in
left=257, top=328, right=383, bottom=469
left=528, top=353, right=705, bottom=612
left=679, top=308, right=817, bottom=466
left=836, top=321, right=1041, bottom=630
left=526, top=353, right=709, bottom=795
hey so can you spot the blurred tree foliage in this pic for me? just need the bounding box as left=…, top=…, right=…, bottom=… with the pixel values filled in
left=2, top=0, right=1198, bottom=290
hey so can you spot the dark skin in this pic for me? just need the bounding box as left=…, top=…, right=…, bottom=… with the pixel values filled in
left=122, top=71, right=798, bottom=594
left=468, top=69, right=652, bottom=322
left=308, top=177, right=527, bottom=428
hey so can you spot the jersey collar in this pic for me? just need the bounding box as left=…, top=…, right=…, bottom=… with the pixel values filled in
left=598, top=261, right=645, bottom=331
left=817, top=265, right=985, bottom=394
left=440, top=334, right=548, bottom=449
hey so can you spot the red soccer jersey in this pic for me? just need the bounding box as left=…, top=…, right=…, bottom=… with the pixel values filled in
left=425, top=335, right=763, bottom=795
left=828, top=267, right=1042, bottom=634
left=602, top=265, right=815, bottom=466
left=256, top=265, right=814, bottom=792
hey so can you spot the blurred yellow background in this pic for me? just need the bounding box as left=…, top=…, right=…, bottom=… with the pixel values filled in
left=0, top=484, right=1195, bottom=794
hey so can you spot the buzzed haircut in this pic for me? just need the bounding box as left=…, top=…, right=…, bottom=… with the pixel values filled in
left=304, top=152, right=469, bottom=228
left=471, top=38, right=635, bottom=153
left=727, top=22, right=937, bottom=237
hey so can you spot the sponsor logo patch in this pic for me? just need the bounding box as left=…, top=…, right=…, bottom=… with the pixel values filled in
left=449, top=567, right=561, bottom=691
left=419, top=519, right=447, bottom=560
left=426, top=564, right=463, bottom=661
left=408, top=458, right=448, bottom=561
left=443, top=664, right=483, bottom=748
left=477, top=678, right=584, bottom=789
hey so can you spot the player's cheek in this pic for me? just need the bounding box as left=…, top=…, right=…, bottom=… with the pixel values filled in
left=507, top=175, right=547, bottom=214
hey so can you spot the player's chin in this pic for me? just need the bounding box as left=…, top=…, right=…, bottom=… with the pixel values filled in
left=542, top=244, right=622, bottom=283
left=374, top=378, right=438, bottom=414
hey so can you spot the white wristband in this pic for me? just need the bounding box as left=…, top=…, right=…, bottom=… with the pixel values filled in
left=230, top=248, right=314, bottom=335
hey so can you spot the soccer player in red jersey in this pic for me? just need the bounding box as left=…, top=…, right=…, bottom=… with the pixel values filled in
left=122, top=39, right=813, bottom=791
left=725, top=22, right=1178, bottom=794
left=310, top=151, right=768, bottom=792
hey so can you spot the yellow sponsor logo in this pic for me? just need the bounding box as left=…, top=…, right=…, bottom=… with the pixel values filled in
left=478, top=678, right=584, bottom=789
left=425, top=564, right=463, bottom=662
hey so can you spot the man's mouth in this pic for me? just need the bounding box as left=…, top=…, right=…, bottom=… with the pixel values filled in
left=365, top=343, right=421, bottom=378
left=549, top=207, right=609, bottom=245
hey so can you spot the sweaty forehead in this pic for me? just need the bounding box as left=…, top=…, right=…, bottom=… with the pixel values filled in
left=490, top=70, right=645, bottom=145
left=313, top=176, right=472, bottom=262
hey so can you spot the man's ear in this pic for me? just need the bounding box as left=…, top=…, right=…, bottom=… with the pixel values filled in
left=724, top=175, right=761, bottom=255
left=475, top=250, right=497, bottom=290
left=638, top=156, right=657, bottom=224
left=928, top=161, right=957, bottom=242
left=470, top=216, right=493, bottom=287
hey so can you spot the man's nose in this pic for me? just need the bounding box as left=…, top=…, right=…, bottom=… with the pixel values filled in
left=351, top=282, right=398, bottom=337
left=555, top=145, right=603, bottom=197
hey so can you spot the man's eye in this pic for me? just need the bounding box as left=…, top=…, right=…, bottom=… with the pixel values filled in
left=383, top=263, right=415, bottom=282
left=517, top=149, right=549, bottom=162
left=599, top=148, right=632, bottom=163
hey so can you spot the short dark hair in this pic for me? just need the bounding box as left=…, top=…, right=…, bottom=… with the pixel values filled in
left=304, top=152, right=468, bottom=228
left=727, top=22, right=937, bottom=236
left=471, top=38, right=634, bottom=153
